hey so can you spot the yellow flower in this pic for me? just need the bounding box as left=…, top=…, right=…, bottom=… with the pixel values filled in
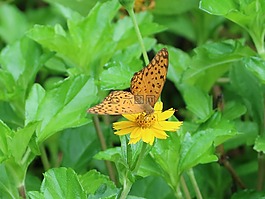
left=113, top=102, right=183, bottom=145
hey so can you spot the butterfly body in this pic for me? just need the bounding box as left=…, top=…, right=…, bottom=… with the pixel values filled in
left=87, top=48, right=168, bottom=115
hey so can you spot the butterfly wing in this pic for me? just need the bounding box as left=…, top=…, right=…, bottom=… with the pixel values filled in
left=87, top=91, right=145, bottom=115
left=130, top=48, right=168, bottom=107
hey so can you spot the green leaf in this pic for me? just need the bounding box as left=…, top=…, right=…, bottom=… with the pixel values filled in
left=0, top=120, right=12, bottom=163
left=40, top=168, right=86, bottom=199
left=231, top=189, right=265, bottom=199
left=10, top=123, right=38, bottom=164
left=153, top=0, right=198, bottom=15
left=43, top=0, right=100, bottom=16
left=222, top=101, right=247, bottom=120
left=26, top=75, right=97, bottom=143
left=27, top=1, right=120, bottom=74
left=115, top=11, right=166, bottom=49
left=94, top=147, right=122, bottom=162
left=254, top=136, right=265, bottom=153
left=79, top=170, right=118, bottom=197
left=0, top=102, right=24, bottom=128
left=0, top=163, right=20, bottom=199
left=200, top=0, right=265, bottom=55
left=148, top=131, right=182, bottom=188
left=100, top=38, right=156, bottom=90
left=60, top=124, right=101, bottom=172
left=0, top=70, right=16, bottom=101
left=179, top=130, right=217, bottom=171
left=225, top=121, right=258, bottom=150
left=130, top=176, right=175, bottom=199
left=182, top=85, right=213, bottom=122
left=27, top=191, right=45, bottom=199
left=182, top=40, right=255, bottom=91
left=230, top=64, right=264, bottom=129
left=155, top=45, right=191, bottom=88
left=244, top=56, right=265, bottom=83
left=0, top=4, right=29, bottom=43
left=0, top=37, right=47, bottom=118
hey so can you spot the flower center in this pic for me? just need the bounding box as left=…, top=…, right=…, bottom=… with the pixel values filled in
left=135, top=113, right=156, bottom=128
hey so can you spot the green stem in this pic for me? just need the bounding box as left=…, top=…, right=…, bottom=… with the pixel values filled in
left=40, top=144, right=50, bottom=171
left=120, top=176, right=133, bottom=199
left=187, top=169, right=203, bottom=199
left=132, top=143, right=147, bottom=173
left=180, top=175, right=191, bottom=199
left=127, top=8, right=149, bottom=65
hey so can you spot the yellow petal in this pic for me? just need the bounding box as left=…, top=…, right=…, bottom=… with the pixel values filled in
left=130, top=127, right=143, bottom=138
left=154, top=101, right=163, bottom=112
left=113, top=121, right=136, bottom=130
left=128, top=137, right=141, bottom=144
left=142, top=128, right=155, bottom=145
left=122, top=113, right=138, bottom=121
left=114, top=126, right=135, bottom=135
left=153, top=121, right=183, bottom=131
left=157, top=109, right=175, bottom=121
left=152, top=128, right=168, bottom=139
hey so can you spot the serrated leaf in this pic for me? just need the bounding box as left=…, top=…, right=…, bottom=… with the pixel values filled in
left=40, top=168, right=86, bottom=199
left=27, top=1, right=120, bottom=73
left=79, top=169, right=118, bottom=196
left=25, top=75, right=97, bottom=143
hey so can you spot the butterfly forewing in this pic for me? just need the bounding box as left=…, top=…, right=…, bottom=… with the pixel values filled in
left=130, top=48, right=168, bottom=107
left=87, top=91, right=145, bottom=115
left=87, top=48, right=168, bottom=115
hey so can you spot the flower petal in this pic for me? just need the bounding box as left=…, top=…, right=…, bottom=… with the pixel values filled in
left=128, top=137, right=141, bottom=144
left=152, top=128, right=168, bottom=139
left=113, top=121, right=136, bottom=130
left=130, top=127, right=142, bottom=138
left=154, top=101, right=163, bottom=112
left=141, top=128, right=155, bottom=145
left=122, top=113, right=138, bottom=121
left=114, top=126, right=136, bottom=135
left=157, top=109, right=175, bottom=121
left=153, top=121, right=183, bottom=131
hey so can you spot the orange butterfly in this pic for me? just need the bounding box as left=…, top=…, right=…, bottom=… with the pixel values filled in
left=87, top=48, right=168, bottom=115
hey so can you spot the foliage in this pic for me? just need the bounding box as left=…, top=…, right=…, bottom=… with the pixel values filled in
left=0, top=0, right=265, bottom=198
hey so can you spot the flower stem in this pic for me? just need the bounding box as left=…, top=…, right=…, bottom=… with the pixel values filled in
left=120, top=176, right=133, bottom=199
left=132, top=143, right=147, bottom=173
left=127, top=8, right=149, bottom=65
left=187, top=168, right=203, bottom=199
left=180, top=175, right=191, bottom=199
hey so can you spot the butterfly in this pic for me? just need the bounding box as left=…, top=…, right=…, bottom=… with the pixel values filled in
left=87, top=48, right=168, bottom=115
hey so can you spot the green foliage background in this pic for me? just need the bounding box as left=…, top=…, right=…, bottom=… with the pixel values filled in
left=0, top=0, right=265, bottom=198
